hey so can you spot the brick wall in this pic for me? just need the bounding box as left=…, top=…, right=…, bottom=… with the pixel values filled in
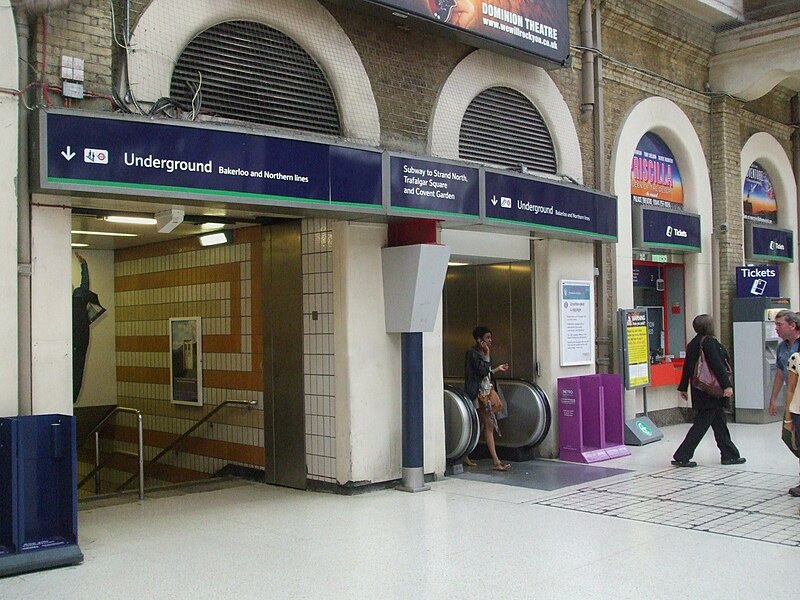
left=35, top=0, right=113, bottom=110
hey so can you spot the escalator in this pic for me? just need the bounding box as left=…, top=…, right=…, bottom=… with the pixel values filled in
left=444, top=378, right=552, bottom=463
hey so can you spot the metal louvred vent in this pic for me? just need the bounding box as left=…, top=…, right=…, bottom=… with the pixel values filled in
left=170, top=21, right=340, bottom=135
left=459, top=87, right=556, bottom=174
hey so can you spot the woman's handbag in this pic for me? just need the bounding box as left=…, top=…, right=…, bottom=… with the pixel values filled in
left=478, top=374, right=503, bottom=413
left=692, top=336, right=730, bottom=398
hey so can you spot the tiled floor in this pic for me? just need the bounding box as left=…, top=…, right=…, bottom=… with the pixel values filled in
left=2, top=421, right=799, bottom=599
left=538, top=466, right=800, bottom=545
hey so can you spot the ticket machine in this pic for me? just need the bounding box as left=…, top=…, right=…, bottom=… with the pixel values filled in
left=732, top=297, right=791, bottom=423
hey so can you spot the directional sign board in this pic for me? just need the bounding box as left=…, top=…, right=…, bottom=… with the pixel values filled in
left=39, top=110, right=621, bottom=243
left=40, top=111, right=383, bottom=211
left=484, top=170, right=617, bottom=241
left=388, top=154, right=480, bottom=220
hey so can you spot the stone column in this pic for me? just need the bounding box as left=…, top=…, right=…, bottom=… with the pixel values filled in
left=709, top=95, right=744, bottom=349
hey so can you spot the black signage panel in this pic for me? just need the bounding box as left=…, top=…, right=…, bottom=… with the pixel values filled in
left=633, top=206, right=701, bottom=253
left=389, top=155, right=480, bottom=219
left=746, top=223, right=794, bottom=263
left=633, top=265, right=660, bottom=288
left=365, top=0, right=569, bottom=65
left=42, top=111, right=383, bottom=210
left=484, top=171, right=617, bottom=241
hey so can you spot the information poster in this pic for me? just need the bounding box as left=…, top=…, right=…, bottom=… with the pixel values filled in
left=170, top=317, right=203, bottom=406
left=618, top=309, right=650, bottom=389
left=559, top=280, right=594, bottom=366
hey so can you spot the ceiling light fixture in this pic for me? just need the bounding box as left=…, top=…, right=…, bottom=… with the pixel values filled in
left=71, top=242, right=89, bottom=248
left=72, top=230, right=138, bottom=237
left=448, top=262, right=469, bottom=267
left=103, top=215, right=157, bottom=225
left=156, top=208, right=185, bottom=233
left=200, top=222, right=225, bottom=231
left=198, top=231, right=232, bottom=247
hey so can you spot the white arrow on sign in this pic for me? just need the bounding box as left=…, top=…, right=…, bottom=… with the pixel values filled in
left=490, top=195, right=498, bottom=206
left=61, top=146, right=76, bottom=161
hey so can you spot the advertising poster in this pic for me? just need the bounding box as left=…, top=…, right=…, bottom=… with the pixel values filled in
left=559, top=280, right=594, bottom=366
left=630, top=132, right=684, bottom=209
left=743, top=162, right=777, bottom=224
left=619, top=309, right=650, bottom=389
left=170, top=317, right=203, bottom=406
left=367, top=0, right=569, bottom=64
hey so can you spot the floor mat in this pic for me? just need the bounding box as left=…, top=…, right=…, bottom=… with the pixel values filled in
left=455, top=459, right=631, bottom=491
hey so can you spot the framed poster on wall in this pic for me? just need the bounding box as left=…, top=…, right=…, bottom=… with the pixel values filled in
left=559, top=280, right=594, bottom=366
left=169, top=317, right=203, bottom=406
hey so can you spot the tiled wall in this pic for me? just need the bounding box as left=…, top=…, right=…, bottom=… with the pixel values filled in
left=114, top=227, right=265, bottom=483
left=112, top=220, right=337, bottom=486
left=302, top=219, right=336, bottom=483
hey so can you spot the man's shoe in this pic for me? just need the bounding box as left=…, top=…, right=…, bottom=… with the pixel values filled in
left=671, top=460, right=697, bottom=467
left=721, top=457, right=746, bottom=465
left=788, top=484, right=800, bottom=497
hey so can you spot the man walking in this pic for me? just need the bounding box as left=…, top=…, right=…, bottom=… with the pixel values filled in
left=768, top=309, right=800, bottom=496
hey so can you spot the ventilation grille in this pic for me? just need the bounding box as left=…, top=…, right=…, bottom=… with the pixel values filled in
left=170, top=21, right=341, bottom=136
left=459, top=87, right=556, bottom=174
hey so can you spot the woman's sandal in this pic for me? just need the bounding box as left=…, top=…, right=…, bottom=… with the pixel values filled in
left=493, top=463, right=511, bottom=471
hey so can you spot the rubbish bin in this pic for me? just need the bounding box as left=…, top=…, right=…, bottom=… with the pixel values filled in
left=0, top=414, right=83, bottom=577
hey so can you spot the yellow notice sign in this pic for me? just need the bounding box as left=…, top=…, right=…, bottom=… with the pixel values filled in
left=625, top=310, right=651, bottom=388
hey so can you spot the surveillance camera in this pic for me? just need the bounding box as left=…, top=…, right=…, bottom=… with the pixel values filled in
left=719, top=223, right=728, bottom=233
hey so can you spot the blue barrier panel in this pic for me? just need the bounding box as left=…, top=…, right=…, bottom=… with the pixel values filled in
left=0, top=418, right=18, bottom=556
left=0, top=414, right=83, bottom=578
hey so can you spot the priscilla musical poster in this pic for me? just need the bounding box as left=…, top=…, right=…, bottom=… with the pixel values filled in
left=743, top=162, right=777, bottom=224
left=370, top=1, right=569, bottom=64
left=630, top=132, right=684, bottom=209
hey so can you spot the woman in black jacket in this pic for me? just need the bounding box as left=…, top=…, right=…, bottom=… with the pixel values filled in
left=672, top=314, right=745, bottom=467
left=462, top=326, right=510, bottom=471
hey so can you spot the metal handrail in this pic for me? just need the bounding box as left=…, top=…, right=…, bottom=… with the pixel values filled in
left=116, top=400, right=256, bottom=493
left=81, top=406, right=144, bottom=501
left=77, top=450, right=139, bottom=491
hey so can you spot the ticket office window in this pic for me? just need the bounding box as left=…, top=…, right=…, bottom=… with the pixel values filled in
left=633, top=260, right=686, bottom=386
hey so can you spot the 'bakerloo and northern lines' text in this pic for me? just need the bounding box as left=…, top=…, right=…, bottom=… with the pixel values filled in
left=123, top=153, right=308, bottom=181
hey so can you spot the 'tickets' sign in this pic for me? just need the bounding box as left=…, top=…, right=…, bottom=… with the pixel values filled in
left=745, top=223, right=794, bottom=263
left=633, top=205, right=701, bottom=253
left=736, top=266, right=780, bottom=298
left=365, top=0, right=569, bottom=65
left=743, top=161, right=777, bottom=224
left=630, top=132, right=684, bottom=209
